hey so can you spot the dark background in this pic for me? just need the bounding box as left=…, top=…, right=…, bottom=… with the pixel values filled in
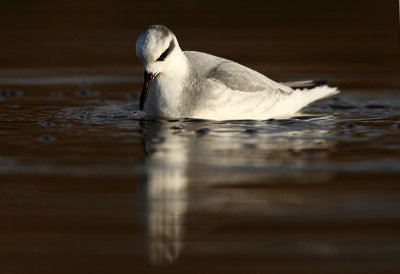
left=1, top=1, right=400, bottom=273
left=1, top=0, right=399, bottom=90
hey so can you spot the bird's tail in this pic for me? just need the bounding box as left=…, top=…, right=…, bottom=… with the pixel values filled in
left=297, top=85, right=339, bottom=101
left=287, top=85, right=339, bottom=115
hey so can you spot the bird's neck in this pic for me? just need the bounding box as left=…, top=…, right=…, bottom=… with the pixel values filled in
left=163, top=49, right=189, bottom=85
left=151, top=50, right=189, bottom=118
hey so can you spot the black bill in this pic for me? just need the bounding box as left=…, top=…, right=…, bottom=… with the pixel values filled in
left=140, top=71, right=156, bottom=111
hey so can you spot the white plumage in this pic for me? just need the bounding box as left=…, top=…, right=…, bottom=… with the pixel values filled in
left=136, top=25, right=339, bottom=120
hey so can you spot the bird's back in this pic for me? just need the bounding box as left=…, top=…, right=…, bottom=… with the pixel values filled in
left=183, top=51, right=338, bottom=120
left=184, top=51, right=293, bottom=94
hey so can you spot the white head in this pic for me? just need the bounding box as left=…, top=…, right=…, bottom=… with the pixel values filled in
left=136, top=25, right=180, bottom=73
left=136, top=25, right=185, bottom=110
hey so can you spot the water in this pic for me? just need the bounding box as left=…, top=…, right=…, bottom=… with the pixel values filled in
left=1, top=0, right=400, bottom=273
left=1, top=80, right=400, bottom=272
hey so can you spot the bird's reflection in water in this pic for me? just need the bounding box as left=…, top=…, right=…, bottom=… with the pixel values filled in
left=138, top=117, right=335, bottom=265
left=140, top=120, right=188, bottom=265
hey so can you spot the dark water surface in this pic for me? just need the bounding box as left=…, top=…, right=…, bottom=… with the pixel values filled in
left=1, top=0, right=400, bottom=273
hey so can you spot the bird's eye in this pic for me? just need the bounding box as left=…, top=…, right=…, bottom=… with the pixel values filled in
left=156, top=49, right=169, bottom=62
left=156, top=40, right=175, bottom=62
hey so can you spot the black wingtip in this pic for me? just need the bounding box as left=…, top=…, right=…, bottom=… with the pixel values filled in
left=282, top=79, right=328, bottom=89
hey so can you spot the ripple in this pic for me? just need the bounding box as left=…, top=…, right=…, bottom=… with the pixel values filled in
left=196, top=128, right=210, bottom=136
left=75, top=89, right=100, bottom=97
left=0, top=88, right=23, bottom=99
left=38, top=135, right=55, bottom=143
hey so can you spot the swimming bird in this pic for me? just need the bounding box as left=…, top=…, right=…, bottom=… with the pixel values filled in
left=136, top=25, right=339, bottom=120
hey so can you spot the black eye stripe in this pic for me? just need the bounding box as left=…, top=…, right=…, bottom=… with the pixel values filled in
left=156, top=40, right=175, bottom=62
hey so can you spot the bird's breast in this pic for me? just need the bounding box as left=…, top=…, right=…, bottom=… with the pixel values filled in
left=144, top=75, right=185, bottom=119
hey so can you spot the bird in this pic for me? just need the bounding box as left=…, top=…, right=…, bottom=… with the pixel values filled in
left=135, top=25, right=339, bottom=120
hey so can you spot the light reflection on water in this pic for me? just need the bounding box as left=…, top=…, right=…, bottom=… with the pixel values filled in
left=132, top=93, right=400, bottom=265
left=141, top=121, right=189, bottom=264
left=138, top=114, right=336, bottom=264
left=1, top=0, right=400, bottom=271
left=1, top=86, right=400, bottom=270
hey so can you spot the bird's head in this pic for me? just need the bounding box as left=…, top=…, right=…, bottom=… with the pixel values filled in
left=136, top=25, right=181, bottom=110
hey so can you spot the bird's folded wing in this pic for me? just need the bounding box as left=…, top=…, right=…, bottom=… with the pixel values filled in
left=207, top=60, right=293, bottom=94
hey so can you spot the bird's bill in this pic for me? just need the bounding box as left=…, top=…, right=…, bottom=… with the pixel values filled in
left=140, top=71, right=156, bottom=111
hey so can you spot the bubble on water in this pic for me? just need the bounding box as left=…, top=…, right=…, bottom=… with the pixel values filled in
left=265, top=119, right=277, bottom=123
left=38, top=135, right=55, bottom=143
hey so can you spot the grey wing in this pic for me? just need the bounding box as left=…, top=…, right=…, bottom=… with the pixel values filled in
left=207, top=60, right=293, bottom=94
